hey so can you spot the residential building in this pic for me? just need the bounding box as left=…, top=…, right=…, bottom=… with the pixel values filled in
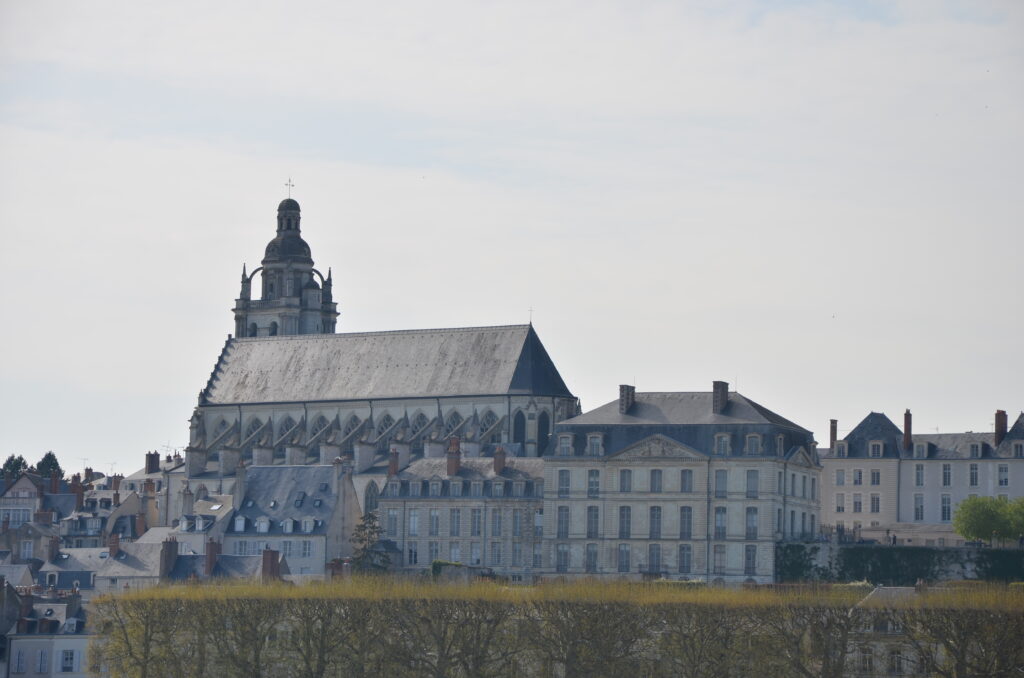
left=6, top=591, right=89, bottom=678
left=542, top=382, right=820, bottom=584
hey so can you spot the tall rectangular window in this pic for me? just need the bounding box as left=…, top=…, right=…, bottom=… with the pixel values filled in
left=386, top=509, right=398, bottom=537
left=649, top=506, right=662, bottom=539
left=532, top=543, right=542, bottom=568
left=714, top=506, right=727, bottom=539
left=512, top=509, right=522, bottom=537
left=585, top=543, right=598, bottom=573
left=556, top=506, right=570, bottom=539
left=746, top=435, right=761, bottom=455
left=450, top=542, right=461, bottom=563
left=511, top=542, right=521, bottom=566
left=679, top=506, right=692, bottom=540
left=715, top=470, right=728, bottom=498
left=969, top=443, right=980, bottom=458
left=558, top=436, right=572, bottom=456
left=870, top=494, right=880, bottom=513
left=969, top=464, right=978, bottom=487
left=648, top=543, right=662, bottom=572
left=915, top=464, right=924, bottom=487
left=586, top=506, right=600, bottom=539
left=490, top=509, right=502, bottom=537
left=914, top=494, right=924, bottom=521
left=617, top=544, right=630, bottom=572
left=558, top=469, right=571, bottom=497
left=619, top=469, right=632, bottom=492
left=853, top=469, right=863, bottom=486
left=853, top=493, right=862, bottom=513
left=491, top=542, right=502, bottom=566
left=587, top=469, right=600, bottom=497
left=745, top=507, right=758, bottom=540
left=713, top=544, right=725, bottom=574
left=678, top=544, right=692, bottom=573
left=746, top=470, right=759, bottom=498
left=471, top=509, right=482, bottom=536
left=811, top=477, right=816, bottom=500
left=715, top=435, right=730, bottom=455
left=587, top=435, right=602, bottom=456
left=449, top=509, right=461, bottom=537
left=429, top=509, right=439, bottom=536
left=407, top=542, right=419, bottom=565
left=680, top=469, right=693, bottom=492
left=650, top=469, right=663, bottom=493
left=836, top=469, right=845, bottom=486
left=870, top=469, right=880, bottom=486
left=471, top=542, right=481, bottom=565
left=407, top=512, right=419, bottom=540
left=942, top=464, right=951, bottom=487
left=998, top=464, right=1009, bottom=487
left=744, top=544, right=757, bottom=575
left=836, top=493, right=845, bottom=513
left=619, top=506, right=631, bottom=539
left=869, top=442, right=882, bottom=458
left=940, top=495, right=951, bottom=522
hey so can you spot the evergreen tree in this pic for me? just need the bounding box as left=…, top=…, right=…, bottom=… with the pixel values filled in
left=350, top=510, right=389, bottom=572
left=1, top=454, right=29, bottom=479
left=35, top=451, right=64, bottom=480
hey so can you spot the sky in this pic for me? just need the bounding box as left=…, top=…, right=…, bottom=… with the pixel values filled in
left=0, top=0, right=1021, bottom=476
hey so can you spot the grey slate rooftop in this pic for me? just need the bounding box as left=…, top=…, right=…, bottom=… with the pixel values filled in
left=233, top=466, right=337, bottom=536
left=202, top=324, right=573, bottom=404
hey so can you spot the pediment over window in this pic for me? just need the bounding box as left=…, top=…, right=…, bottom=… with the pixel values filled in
left=610, top=435, right=705, bottom=460
left=786, top=447, right=816, bottom=468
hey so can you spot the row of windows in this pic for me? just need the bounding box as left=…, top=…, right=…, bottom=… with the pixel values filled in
left=386, top=508, right=542, bottom=539
left=556, top=468, right=816, bottom=499
left=10, top=648, right=79, bottom=674
left=834, top=493, right=882, bottom=514
left=386, top=478, right=541, bottom=498
left=405, top=540, right=543, bottom=568
left=553, top=542, right=759, bottom=576
left=554, top=504, right=815, bottom=540
left=233, top=515, right=316, bottom=533
left=231, top=539, right=313, bottom=558
left=837, top=440, right=1024, bottom=459
left=555, top=433, right=790, bottom=457
left=913, top=463, right=1011, bottom=488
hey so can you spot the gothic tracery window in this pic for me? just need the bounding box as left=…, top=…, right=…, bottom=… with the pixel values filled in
left=445, top=411, right=463, bottom=436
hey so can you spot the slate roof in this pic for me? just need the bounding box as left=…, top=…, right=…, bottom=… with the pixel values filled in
left=233, top=466, right=337, bottom=536
left=562, top=391, right=808, bottom=430
left=398, top=457, right=544, bottom=482
left=95, top=543, right=167, bottom=579
left=201, top=324, right=573, bottom=405
left=0, top=564, right=34, bottom=587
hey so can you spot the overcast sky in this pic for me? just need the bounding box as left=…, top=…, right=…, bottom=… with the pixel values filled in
left=0, top=1, right=1021, bottom=476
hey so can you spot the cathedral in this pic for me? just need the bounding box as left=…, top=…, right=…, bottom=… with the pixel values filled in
left=175, top=198, right=579, bottom=520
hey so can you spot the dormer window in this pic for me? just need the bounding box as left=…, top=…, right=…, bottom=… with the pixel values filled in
left=282, top=519, right=293, bottom=534
left=234, top=516, right=246, bottom=532
left=410, top=482, right=421, bottom=497
left=776, top=435, right=785, bottom=456
left=1015, top=443, right=1024, bottom=459
left=914, top=443, right=926, bottom=459
left=869, top=442, right=883, bottom=458
left=450, top=481, right=463, bottom=497
left=471, top=482, right=483, bottom=497
left=587, top=435, right=603, bottom=456
left=969, top=443, right=980, bottom=459
left=256, top=518, right=270, bottom=534
left=181, top=518, right=192, bottom=532
left=746, top=435, right=762, bottom=455
left=388, top=481, right=400, bottom=497
left=302, top=518, right=314, bottom=533
left=835, top=442, right=848, bottom=458
left=492, top=482, right=504, bottom=497
left=430, top=482, right=441, bottom=497
left=714, top=434, right=730, bottom=456
left=558, top=435, right=573, bottom=456
left=512, top=481, right=524, bottom=497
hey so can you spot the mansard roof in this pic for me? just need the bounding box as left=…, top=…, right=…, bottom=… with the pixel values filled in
left=201, top=324, right=573, bottom=405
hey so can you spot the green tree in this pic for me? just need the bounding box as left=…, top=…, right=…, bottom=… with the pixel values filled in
left=1, top=454, right=29, bottom=479
left=350, top=511, right=388, bottom=572
left=953, top=496, right=1013, bottom=543
left=35, top=451, right=64, bottom=480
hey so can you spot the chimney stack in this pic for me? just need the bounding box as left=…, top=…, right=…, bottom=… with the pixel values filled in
left=903, top=409, right=913, bottom=451
left=204, top=538, right=221, bottom=577
left=49, top=470, right=60, bottom=495
left=712, top=381, right=729, bottom=414
left=447, top=437, right=461, bottom=476
left=48, top=535, right=60, bottom=562
left=261, top=548, right=281, bottom=582
left=111, top=475, right=122, bottom=491
left=145, top=451, right=161, bottom=475
left=108, top=532, right=120, bottom=559
left=619, top=385, right=636, bottom=414
left=143, top=479, right=155, bottom=497
left=70, top=476, right=84, bottom=510
left=112, top=491, right=120, bottom=507
left=388, top=447, right=399, bottom=476
left=829, top=419, right=838, bottom=451
left=995, top=410, right=1008, bottom=446
left=493, top=447, right=507, bottom=475
left=134, top=513, right=146, bottom=538
left=84, top=467, right=94, bottom=483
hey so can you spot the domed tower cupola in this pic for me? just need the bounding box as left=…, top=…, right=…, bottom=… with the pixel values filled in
left=277, top=198, right=301, bottom=233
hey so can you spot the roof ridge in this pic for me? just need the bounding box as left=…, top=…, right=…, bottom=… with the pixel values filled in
left=233, top=324, right=532, bottom=342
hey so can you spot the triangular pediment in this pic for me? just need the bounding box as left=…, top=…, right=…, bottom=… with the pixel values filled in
left=787, top=446, right=815, bottom=467
left=611, top=435, right=705, bottom=460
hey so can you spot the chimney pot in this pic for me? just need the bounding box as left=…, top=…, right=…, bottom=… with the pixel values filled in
left=49, top=471, right=60, bottom=495
left=388, top=447, right=399, bottom=477
left=108, top=533, right=120, bottom=559
left=493, top=447, right=507, bottom=474
left=712, top=381, right=729, bottom=414
left=903, top=409, right=913, bottom=451
left=829, top=419, right=838, bottom=451
left=447, top=443, right=461, bottom=477
left=112, top=492, right=120, bottom=507
left=995, top=410, right=1008, bottom=446
left=619, top=384, right=636, bottom=414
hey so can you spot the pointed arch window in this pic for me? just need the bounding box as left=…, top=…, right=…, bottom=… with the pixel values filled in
left=245, top=419, right=264, bottom=439
left=479, top=411, right=499, bottom=439
left=343, top=416, right=362, bottom=436
left=412, top=413, right=430, bottom=436
left=537, top=411, right=551, bottom=450
left=278, top=417, right=296, bottom=438
left=376, top=414, right=395, bottom=437
left=311, top=416, right=330, bottom=437
left=512, top=411, right=527, bottom=445
left=444, top=411, right=463, bottom=436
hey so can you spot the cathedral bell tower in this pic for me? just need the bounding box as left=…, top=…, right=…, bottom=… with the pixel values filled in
left=232, top=198, right=339, bottom=337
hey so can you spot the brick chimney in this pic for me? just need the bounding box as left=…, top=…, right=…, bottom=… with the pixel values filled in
left=111, top=474, right=122, bottom=491
left=619, top=384, right=636, bottom=414
left=112, top=491, right=120, bottom=507
left=145, top=451, right=161, bottom=475
left=47, top=535, right=60, bottom=562
left=493, top=447, right=507, bottom=475
left=49, top=470, right=60, bottom=495
left=71, top=477, right=84, bottom=510
left=204, top=538, right=221, bottom=576
left=712, top=381, right=729, bottom=414
left=388, top=447, right=399, bottom=477
left=995, top=410, right=1008, bottom=446
left=33, top=510, right=53, bottom=525
left=903, top=409, right=913, bottom=451
left=829, top=419, right=838, bottom=452
left=84, top=467, right=94, bottom=483
left=143, top=479, right=155, bottom=496
left=447, top=437, right=461, bottom=476
left=108, top=532, right=120, bottom=559
left=134, top=513, right=146, bottom=538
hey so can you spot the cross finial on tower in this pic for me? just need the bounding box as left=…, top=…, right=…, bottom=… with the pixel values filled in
left=284, top=177, right=295, bottom=198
